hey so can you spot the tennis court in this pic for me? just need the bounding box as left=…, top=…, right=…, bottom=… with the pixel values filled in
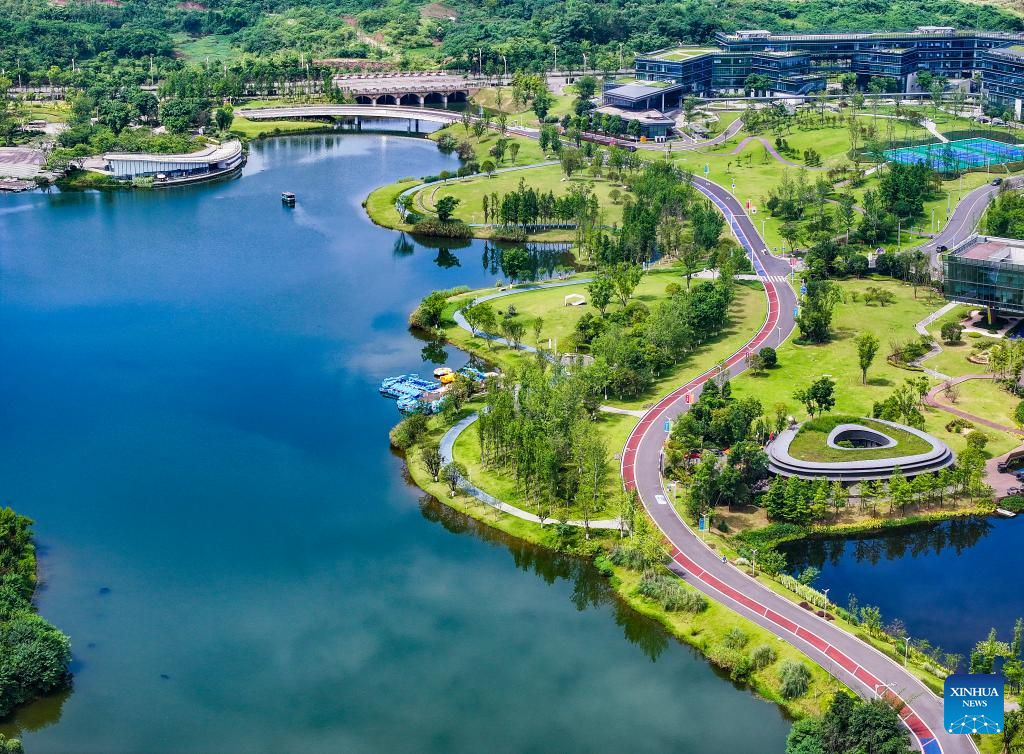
left=884, top=137, right=1024, bottom=171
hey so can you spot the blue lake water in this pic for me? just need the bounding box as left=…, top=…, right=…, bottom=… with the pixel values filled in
left=780, top=516, right=1024, bottom=660
left=0, top=132, right=791, bottom=752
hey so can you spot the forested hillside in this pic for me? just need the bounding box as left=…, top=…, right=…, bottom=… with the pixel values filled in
left=2, top=0, right=1022, bottom=82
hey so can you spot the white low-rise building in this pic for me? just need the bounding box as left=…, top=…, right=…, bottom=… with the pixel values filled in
left=102, top=140, right=244, bottom=182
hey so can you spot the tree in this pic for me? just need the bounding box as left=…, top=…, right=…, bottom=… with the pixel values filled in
left=940, top=321, right=964, bottom=344
left=793, top=376, right=836, bottom=418
left=532, top=90, right=554, bottom=120
left=421, top=446, right=443, bottom=481
left=759, top=346, right=777, bottom=369
left=559, top=147, right=584, bottom=179
left=441, top=461, right=467, bottom=496
left=855, top=332, right=880, bottom=384
left=0, top=77, right=25, bottom=146
left=214, top=104, right=234, bottom=131
left=574, top=75, right=598, bottom=100
left=574, top=425, right=609, bottom=538
left=587, top=275, right=615, bottom=315
left=415, top=291, right=448, bottom=329
left=611, top=263, right=643, bottom=307
left=500, top=246, right=532, bottom=284
left=436, top=196, right=461, bottom=222
left=508, top=142, right=520, bottom=163
left=481, top=159, right=496, bottom=177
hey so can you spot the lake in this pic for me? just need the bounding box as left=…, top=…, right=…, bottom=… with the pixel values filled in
left=780, top=515, right=1024, bottom=660
left=0, top=131, right=791, bottom=752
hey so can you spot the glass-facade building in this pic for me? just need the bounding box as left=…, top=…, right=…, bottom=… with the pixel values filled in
left=622, top=27, right=1024, bottom=108
left=943, top=235, right=1024, bottom=315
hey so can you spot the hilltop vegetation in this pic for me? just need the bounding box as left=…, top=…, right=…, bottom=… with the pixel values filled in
left=2, top=0, right=1022, bottom=84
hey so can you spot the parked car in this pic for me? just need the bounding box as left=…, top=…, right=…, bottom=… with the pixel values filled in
left=936, top=245, right=948, bottom=253
left=992, top=178, right=1003, bottom=186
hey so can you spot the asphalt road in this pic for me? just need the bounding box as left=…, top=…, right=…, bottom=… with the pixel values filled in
left=621, top=177, right=973, bottom=754
left=919, top=176, right=1023, bottom=268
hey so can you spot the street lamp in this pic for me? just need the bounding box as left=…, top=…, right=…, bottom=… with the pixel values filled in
left=751, top=548, right=758, bottom=576
left=902, top=637, right=911, bottom=666
left=502, top=55, right=508, bottom=79
left=822, top=587, right=830, bottom=606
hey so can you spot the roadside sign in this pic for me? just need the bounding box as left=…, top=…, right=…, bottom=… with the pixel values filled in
left=699, top=516, right=706, bottom=531
left=793, top=306, right=800, bottom=318
left=685, top=393, right=693, bottom=404
left=704, top=164, right=709, bottom=175
left=664, top=420, right=672, bottom=433
left=800, top=284, right=807, bottom=295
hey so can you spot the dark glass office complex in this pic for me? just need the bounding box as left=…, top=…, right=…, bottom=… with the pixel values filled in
left=943, top=235, right=1024, bottom=316
left=623, top=27, right=1024, bottom=107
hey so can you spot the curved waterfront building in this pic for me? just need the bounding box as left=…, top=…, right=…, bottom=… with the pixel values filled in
left=102, top=140, right=245, bottom=184
left=767, top=418, right=954, bottom=482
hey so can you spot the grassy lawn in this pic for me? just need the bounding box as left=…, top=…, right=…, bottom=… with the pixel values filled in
left=452, top=411, right=636, bottom=519
left=787, top=417, right=933, bottom=462
left=230, top=117, right=331, bottom=139
left=730, top=278, right=936, bottom=420
left=363, top=178, right=419, bottom=230
left=173, top=32, right=244, bottom=63
left=444, top=276, right=768, bottom=413
left=947, top=378, right=1022, bottom=430
left=415, top=165, right=628, bottom=225
left=22, top=101, right=69, bottom=123
left=727, top=276, right=1021, bottom=458
left=429, top=124, right=547, bottom=166
left=924, top=304, right=978, bottom=378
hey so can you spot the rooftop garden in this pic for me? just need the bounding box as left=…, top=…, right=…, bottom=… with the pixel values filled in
left=787, top=415, right=934, bottom=463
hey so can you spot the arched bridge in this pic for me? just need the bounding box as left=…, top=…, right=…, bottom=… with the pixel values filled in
left=237, top=104, right=463, bottom=125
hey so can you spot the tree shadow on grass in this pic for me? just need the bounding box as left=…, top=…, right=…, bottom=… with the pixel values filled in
left=867, top=377, right=893, bottom=387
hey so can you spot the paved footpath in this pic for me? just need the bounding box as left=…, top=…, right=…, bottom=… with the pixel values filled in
left=620, top=175, right=973, bottom=754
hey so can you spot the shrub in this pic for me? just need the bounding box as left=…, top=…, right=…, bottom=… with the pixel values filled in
left=1015, top=400, right=1024, bottom=428
left=966, top=431, right=989, bottom=451
left=751, top=644, right=778, bottom=670
left=940, top=321, right=964, bottom=344
left=1000, top=495, right=1024, bottom=513
left=411, top=218, right=473, bottom=239
left=636, top=570, right=708, bottom=613
left=608, top=543, right=654, bottom=571
left=389, top=413, right=429, bottom=450
left=778, top=660, right=812, bottom=699
left=759, top=346, right=778, bottom=368
left=968, top=331, right=982, bottom=339
left=724, top=627, right=750, bottom=650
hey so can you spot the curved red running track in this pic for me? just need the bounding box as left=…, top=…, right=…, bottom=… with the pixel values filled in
left=619, top=177, right=970, bottom=754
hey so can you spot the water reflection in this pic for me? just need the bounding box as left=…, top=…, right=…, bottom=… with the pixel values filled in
left=416, top=494, right=671, bottom=662
left=781, top=517, right=994, bottom=572
left=779, top=516, right=1020, bottom=657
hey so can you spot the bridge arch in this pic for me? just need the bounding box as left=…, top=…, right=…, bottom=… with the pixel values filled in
left=377, top=94, right=400, bottom=106
left=354, top=95, right=374, bottom=105
left=399, top=92, right=422, bottom=107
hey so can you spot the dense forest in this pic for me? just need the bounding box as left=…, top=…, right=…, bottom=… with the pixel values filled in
left=2, top=0, right=1023, bottom=85
left=0, top=507, right=72, bottom=720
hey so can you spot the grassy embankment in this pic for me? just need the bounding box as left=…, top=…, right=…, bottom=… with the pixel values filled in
left=787, top=417, right=933, bottom=462
left=401, top=410, right=839, bottom=720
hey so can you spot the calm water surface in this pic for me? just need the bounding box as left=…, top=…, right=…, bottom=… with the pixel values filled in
left=0, top=133, right=791, bottom=752
left=780, top=516, right=1024, bottom=659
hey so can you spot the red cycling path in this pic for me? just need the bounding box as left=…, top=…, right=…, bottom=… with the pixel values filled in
left=620, top=175, right=971, bottom=754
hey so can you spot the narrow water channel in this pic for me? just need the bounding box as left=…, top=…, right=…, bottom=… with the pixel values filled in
left=0, top=132, right=791, bottom=752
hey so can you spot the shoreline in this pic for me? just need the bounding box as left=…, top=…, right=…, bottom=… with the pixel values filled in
left=398, top=433, right=837, bottom=721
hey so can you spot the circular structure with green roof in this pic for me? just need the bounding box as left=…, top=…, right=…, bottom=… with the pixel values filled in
left=767, top=415, right=954, bottom=481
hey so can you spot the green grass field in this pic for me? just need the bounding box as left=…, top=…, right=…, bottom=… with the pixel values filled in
left=415, top=165, right=627, bottom=226
left=444, top=276, right=767, bottom=412
left=429, top=125, right=547, bottom=166
left=230, top=117, right=330, bottom=139
left=787, top=417, right=933, bottom=462
left=173, top=33, right=244, bottom=63
left=948, top=378, right=1022, bottom=430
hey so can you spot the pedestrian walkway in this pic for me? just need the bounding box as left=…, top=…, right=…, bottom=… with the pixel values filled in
left=911, top=301, right=959, bottom=380
left=438, top=413, right=623, bottom=530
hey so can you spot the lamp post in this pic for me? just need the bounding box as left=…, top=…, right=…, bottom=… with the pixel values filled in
left=902, top=637, right=911, bottom=666
left=751, top=548, right=758, bottom=576
left=502, top=55, right=508, bottom=80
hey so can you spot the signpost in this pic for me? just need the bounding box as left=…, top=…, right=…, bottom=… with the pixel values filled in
left=664, top=419, right=671, bottom=433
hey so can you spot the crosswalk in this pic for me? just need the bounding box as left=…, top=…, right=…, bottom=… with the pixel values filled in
left=763, top=275, right=790, bottom=283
